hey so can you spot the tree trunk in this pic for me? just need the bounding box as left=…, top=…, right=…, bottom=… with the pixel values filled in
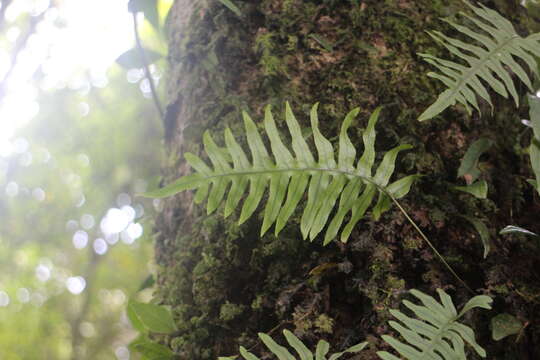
left=155, top=0, right=540, bottom=358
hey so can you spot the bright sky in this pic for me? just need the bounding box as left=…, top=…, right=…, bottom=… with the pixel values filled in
left=0, top=0, right=134, bottom=156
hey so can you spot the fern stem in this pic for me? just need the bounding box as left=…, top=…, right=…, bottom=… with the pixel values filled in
left=388, top=196, right=476, bottom=295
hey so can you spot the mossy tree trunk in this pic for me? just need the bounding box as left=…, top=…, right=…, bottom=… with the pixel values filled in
left=155, top=0, right=540, bottom=358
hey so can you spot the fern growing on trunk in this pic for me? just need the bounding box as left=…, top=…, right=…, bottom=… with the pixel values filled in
left=217, top=289, right=491, bottom=360
left=378, top=289, right=492, bottom=360
left=146, top=103, right=416, bottom=245
left=418, top=0, right=540, bottom=121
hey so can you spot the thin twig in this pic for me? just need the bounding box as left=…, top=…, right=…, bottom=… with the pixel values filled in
left=132, top=12, right=164, bottom=119
left=0, top=9, right=45, bottom=102
left=389, top=196, right=476, bottom=295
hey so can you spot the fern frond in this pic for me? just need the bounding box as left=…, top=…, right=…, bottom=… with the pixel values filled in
left=226, top=330, right=367, bottom=360
left=146, top=102, right=416, bottom=245
left=418, top=0, right=540, bottom=121
left=377, top=289, right=493, bottom=360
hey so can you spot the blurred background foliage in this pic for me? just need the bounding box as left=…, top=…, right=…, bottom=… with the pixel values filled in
left=0, top=0, right=172, bottom=358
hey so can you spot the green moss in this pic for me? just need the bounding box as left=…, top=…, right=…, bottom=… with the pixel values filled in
left=219, top=302, right=246, bottom=322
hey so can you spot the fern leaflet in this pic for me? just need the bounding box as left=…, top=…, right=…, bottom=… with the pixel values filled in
left=377, top=289, right=492, bottom=360
left=146, top=103, right=416, bottom=245
left=418, top=0, right=540, bottom=121
left=218, top=329, right=367, bottom=360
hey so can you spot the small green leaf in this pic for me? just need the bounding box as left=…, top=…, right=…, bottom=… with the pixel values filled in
left=127, top=300, right=177, bottom=334
left=130, top=337, right=175, bottom=360
left=461, top=216, right=491, bottom=258
left=454, top=179, right=488, bottom=199
left=499, top=225, right=539, bottom=237
left=458, top=138, right=493, bottom=184
left=315, top=341, right=329, bottom=360
left=218, top=0, right=242, bottom=16
left=309, top=34, right=334, bottom=52
left=116, top=47, right=163, bottom=69
left=491, top=313, right=523, bottom=341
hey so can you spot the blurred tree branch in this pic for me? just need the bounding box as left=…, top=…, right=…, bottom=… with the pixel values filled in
left=132, top=12, right=164, bottom=120
left=0, top=0, right=14, bottom=32
left=70, top=250, right=102, bottom=360
left=0, top=6, right=47, bottom=103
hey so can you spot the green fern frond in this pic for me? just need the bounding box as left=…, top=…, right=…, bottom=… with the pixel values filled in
left=418, top=0, right=540, bottom=121
left=377, top=289, right=492, bottom=360
left=146, top=102, right=416, bottom=245
left=219, top=329, right=367, bottom=360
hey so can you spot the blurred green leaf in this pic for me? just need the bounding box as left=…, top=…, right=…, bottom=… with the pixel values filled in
left=127, top=300, right=177, bottom=334
left=116, top=47, right=163, bottom=69
left=499, top=225, right=539, bottom=238
left=458, top=138, right=493, bottom=184
left=129, top=0, right=160, bottom=30
left=454, top=179, right=488, bottom=199
left=491, top=313, right=523, bottom=341
left=218, top=0, right=242, bottom=16
left=129, top=336, right=176, bottom=359
left=462, top=216, right=491, bottom=258
left=127, top=301, right=147, bottom=333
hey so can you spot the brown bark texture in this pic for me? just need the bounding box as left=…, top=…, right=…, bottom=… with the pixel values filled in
left=154, top=0, right=540, bottom=358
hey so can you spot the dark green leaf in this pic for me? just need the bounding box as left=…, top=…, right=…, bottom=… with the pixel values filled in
left=491, top=313, right=523, bottom=341
left=138, top=274, right=155, bottom=292
left=116, top=47, right=163, bottom=69
left=458, top=138, right=493, bottom=184
left=461, top=216, right=491, bottom=258
left=127, top=300, right=177, bottom=334
left=454, top=179, right=488, bottom=199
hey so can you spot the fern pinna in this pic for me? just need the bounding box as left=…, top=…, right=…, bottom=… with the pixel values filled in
left=218, top=330, right=367, bottom=360
left=378, top=289, right=492, bottom=360
left=146, top=103, right=416, bottom=245
left=418, top=0, right=540, bottom=121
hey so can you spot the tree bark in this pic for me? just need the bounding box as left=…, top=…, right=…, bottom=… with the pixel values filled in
left=156, top=0, right=540, bottom=358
